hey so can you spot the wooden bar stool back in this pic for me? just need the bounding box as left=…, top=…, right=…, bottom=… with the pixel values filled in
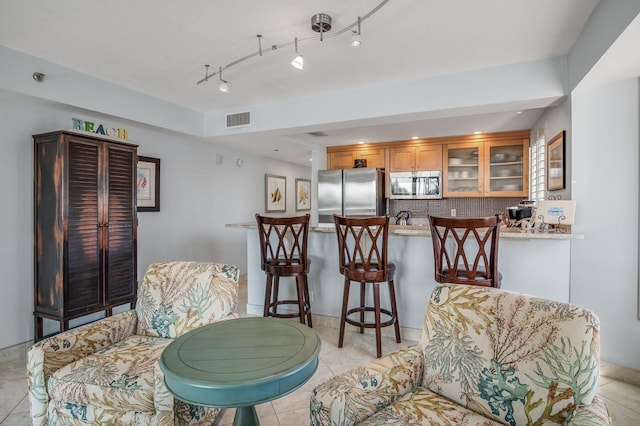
left=333, top=214, right=401, bottom=358
left=256, top=213, right=312, bottom=326
left=429, top=214, right=502, bottom=288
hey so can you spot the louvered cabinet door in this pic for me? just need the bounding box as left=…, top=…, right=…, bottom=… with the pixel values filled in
left=65, top=138, right=102, bottom=316
left=104, top=144, right=137, bottom=304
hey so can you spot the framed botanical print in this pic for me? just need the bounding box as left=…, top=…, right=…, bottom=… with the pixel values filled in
left=295, top=178, right=311, bottom=211
left=265, top=174, right=286, bottom=212
left=137, top=156, right=160, bottom=212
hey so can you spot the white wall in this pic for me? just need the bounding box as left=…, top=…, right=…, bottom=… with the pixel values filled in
left=0, top=96, right=310, bottom=350
left=571, top=78, right=640, bottom=370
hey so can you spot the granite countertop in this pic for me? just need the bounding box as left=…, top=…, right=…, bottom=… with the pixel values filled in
left=225, top=222, right=583, bottom=240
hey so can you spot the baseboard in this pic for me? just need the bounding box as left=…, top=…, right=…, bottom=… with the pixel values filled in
left=246, top=303, right=422, bottom=342
left=0, top=340, right=33, bottom=362
left=600, top=360, right=640, bottom=386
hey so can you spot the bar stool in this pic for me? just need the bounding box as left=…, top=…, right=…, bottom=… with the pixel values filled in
left=428, top=214, right=502, bottom=288
left=256, top=214, right=312, bottom=326
left=333, top=214, right=401, bottom=358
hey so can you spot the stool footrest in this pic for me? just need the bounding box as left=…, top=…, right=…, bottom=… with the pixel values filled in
left=267, top=300, right=311, bottom=319
left=345, top=307, right=396, bottom=329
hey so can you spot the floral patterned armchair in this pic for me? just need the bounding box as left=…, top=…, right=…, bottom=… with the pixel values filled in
left=27, top=261, right=239, bottom=426
left=311, top=284, right=611, bottom=425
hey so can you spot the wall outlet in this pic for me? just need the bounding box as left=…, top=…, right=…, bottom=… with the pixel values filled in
left=451, top=208, right=457, bottom=217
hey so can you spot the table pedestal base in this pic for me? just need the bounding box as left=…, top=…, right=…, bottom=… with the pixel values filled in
left=234, top=406, right=259, bottom=426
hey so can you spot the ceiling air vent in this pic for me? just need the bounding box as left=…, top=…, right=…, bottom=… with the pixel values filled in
left=226, top=111, right=251, bottom=129
left=307, top=131, right=328, bottom=137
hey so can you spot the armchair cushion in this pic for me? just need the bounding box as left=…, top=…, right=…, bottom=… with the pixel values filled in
left=47, top=335, right=171, bottom=413
left=136, top=262, right=239, bottom=338
left=360, top=388, right=503, bottom=425
left=311, top=346, right=423, bottom=425
left=420, top=285, right=602, bottom=426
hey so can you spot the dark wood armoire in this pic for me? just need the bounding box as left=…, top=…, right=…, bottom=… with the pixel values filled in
left=33, top=131, right=138, bottom=340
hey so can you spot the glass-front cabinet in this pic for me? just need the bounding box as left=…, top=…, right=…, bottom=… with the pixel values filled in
left=444, top=142, right=484, bottom=196
left=486, top=140, right=528, bottom=196
left=444, top=136, right=529, bottom=197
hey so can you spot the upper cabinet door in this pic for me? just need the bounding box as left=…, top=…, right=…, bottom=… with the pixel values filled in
left=327, top=151, right=355, bottom=169
left=484, top=139, right=529, bottom=197
left=415, top=144, right=442, bottom=170
left=388, top=146, right=415, bottom=172
left=443, top=142, right=484, bottom=197
left=355, top=148, right=384, bottom=169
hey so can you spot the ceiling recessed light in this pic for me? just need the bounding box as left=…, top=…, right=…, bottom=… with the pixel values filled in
left=473, top=131, right=483, bottom=135
left=357, top=141, right=365, bottom=144
left=516, top=111, right=523, bottom=114
left=411, top=136, right=419, bottom=140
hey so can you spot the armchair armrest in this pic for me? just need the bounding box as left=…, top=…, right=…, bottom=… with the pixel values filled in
left=310, top=345, right=424, bottom=426
left=27, top=310, right=138, bottom=426
left=566, top=395, right=612, bottom=425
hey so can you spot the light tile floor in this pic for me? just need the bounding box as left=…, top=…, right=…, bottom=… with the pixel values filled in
left=2, top=276, right=639, bottom=425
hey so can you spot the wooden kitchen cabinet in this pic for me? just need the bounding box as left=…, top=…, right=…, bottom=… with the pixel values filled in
left=327, top=147, right=384, bottom=169
left=33, top=131, right=138, bottom=340
left=388, top=144, right=442, bottom=172
left=485, top=138, right=529, bottom=197
left=443, top=142, right=484, bottom=197
left=443, top=134, right=529, bottom=197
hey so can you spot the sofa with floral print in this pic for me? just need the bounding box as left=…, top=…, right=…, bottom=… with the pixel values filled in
left=311, top=284, right=611, bottom=425
left=27, top=261, right=239, bottom=426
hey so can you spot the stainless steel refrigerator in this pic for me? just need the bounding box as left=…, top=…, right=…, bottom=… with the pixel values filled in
left=317, top=168, right=386, bottom=224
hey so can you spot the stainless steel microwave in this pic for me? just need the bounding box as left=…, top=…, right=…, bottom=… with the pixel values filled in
left=389, top=171, right=442, bottom=199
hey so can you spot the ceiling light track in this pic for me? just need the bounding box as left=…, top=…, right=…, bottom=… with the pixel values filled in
left=197, top=0, right=390, bottom=86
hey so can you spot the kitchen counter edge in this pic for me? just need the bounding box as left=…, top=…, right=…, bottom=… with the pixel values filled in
left=225, top=222, right=583, bottom=240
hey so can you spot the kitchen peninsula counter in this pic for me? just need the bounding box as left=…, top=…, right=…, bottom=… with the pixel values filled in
left=227, top=222, right=579, bottom=331
left=227, top=222, right=582, bottom=240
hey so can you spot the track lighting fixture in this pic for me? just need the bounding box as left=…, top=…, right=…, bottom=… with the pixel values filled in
left=196, top=0, right=389, bottom=90
left=291, top=38, right=304, bottom=70
left=349, top=17, right=362, bottom=47
left=218, top=66, right=230, bottom=93
left=311, top=13, right=332, bottom=42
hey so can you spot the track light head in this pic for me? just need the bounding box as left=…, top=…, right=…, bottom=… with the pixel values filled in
left=349, top=32, right=362, bottom=47
left=349, top=16, right=362, bottom=47
left=218, top=81, right=230, bottom=93
left=291, top=38, right=304, bottom=70
left=218, top=66, right=230, bottom=93
left=291, top=54, right=304, bottom=70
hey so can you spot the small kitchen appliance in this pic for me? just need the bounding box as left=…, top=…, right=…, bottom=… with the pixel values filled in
left=506, top=200, right=535, bottom=225
left=388, top=171, right=442, bottom=199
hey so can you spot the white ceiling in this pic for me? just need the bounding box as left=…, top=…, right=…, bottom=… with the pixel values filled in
left=0, top=0, right=601, bottom=164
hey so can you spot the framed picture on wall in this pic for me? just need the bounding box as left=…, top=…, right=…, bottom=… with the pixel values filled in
left=137, top=156, right=160, bottom=212
left=265, top=174, right=286, bottom=212
left=295, top=178, right=311, bottom=211
left=546, top=131, right=565, bottom=191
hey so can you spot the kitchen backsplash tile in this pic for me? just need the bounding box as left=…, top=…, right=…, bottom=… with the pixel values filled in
left=390, top=197, right=522, bottom=221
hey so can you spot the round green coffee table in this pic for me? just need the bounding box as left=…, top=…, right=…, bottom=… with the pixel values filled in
left=159, top=317, right=321, bottom=426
